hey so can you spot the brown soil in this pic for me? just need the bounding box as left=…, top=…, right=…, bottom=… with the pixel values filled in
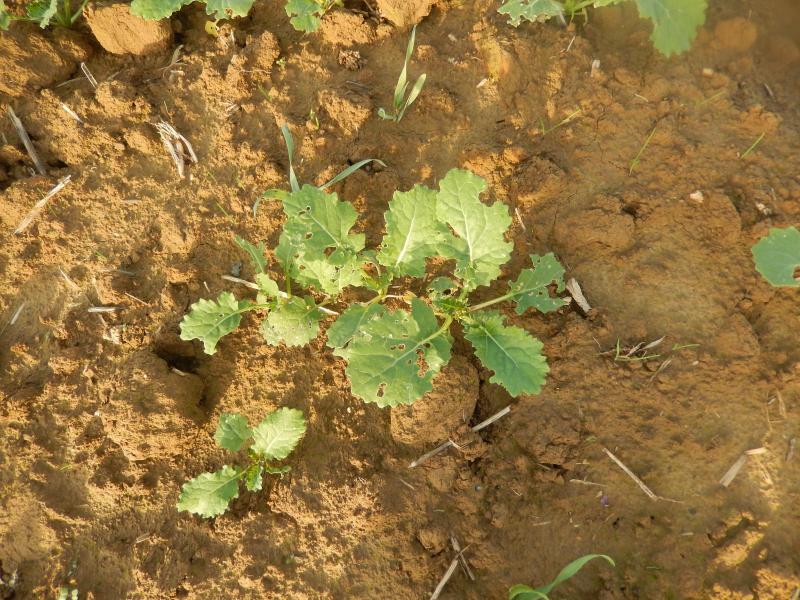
left=1, top=1, right=800, bottom=598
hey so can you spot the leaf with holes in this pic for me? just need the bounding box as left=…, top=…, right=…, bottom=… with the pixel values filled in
left=326, top=304, right=386, bottom=350
left=498, top=0, right=563, bottom=26
left=251, top=407, right=307, bottom=460
left=180, top=292, right=248, bottom=355
left=377, top=185, right=449, bottom=277
left=260, top=296, right=324, bottom=347
left=464, top=311, right=548, bottom=396
left=335, top=298, right=452, bottom=407
left=436, top=169, right=512, bottom=290
left=204, top=0, right=255, bottom=19
left=508, top=253, right=568, bottom=314
left=752, top=226, right=800, bottom=287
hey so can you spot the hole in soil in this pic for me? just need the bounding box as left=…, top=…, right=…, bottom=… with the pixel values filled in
left=154, top=345, right=199, bottom=373
left=48, top=159, right=68, bottom=169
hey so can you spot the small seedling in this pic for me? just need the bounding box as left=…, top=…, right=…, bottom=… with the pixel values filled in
left=378, top=25, right=427, bottom=122
left=180, top=136, right=569, bottom=407
left=0, top=0, right=87, bottom=29
left=285, top=0, right=340, bottom=32
left=498, top=0, right=707, bottom=56
left=509, top=554, right=615, bottom=599
left=177, top=409, right=307, bottom=518
left=252, top=123, right=385, bottom=216
left=752, top=226, right=800, bottom=287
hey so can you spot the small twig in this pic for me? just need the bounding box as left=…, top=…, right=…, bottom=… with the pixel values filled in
left=603, top=447, right=657, bottom=500
left=15, top=176, right=71, bottom=234
left=719, top=447, right=767, bottom=488
left=569, top=478, right=605, bottom=487
left=565, top=278, right=591, bottom=313
left=409, top=406, right=511, bottom=468
left=155, top=121, right=198, bottom=178
left=87, top=306, right=120, bottom=313
left=7, top=107, right=47, bottom=175
left=787, top=438, right=796, bottom=463
left=429, top=557, right=459, bottom=600
left=629, top=124, right=658, bottom=175
left=60, top=103, right=84, bottom=125
left=740, top=132, right=765, bottom=159
left=80, top=62, right=98, bottom=88
left=450, top=535, right=475, bottom=581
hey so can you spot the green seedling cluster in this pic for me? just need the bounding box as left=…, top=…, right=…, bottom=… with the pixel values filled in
left=752, top=226, right=800, bottom=287
left=509, top=554, right=615, bottom=599
left=178, top=409, right=307, bottom=518
left=0, top=0, right=87, bottom=30
left=378, top=25, right=427, bottom=122
left=498, top=0, right=708, bottom=56
left=180, top=152, right=568, bottom=408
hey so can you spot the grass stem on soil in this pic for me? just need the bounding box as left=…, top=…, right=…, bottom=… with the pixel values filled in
left=629, top=124, right=657, bottom=174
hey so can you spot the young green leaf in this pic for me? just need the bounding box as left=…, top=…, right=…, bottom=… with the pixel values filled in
left=255, top=273, right=281, bottom=302
left=180, top=291, right=249, bottom=355
left=335, top=298, right=452, bottom=407
left=204, top=0, right=255, bottom=19
left=326, top=304, right=386, bottom=349
left=244, top=464, right=263, bottom=492
left=285, top=0, right=322, bottom=32
left=509, top=554, right=615, bottom=599
left=752, top=226, right=800, bottom=287
left=508, top=253, right=568, bottom=314
left=251, top=407, right=307, bottom=460
left=26, top=0, right=57, bottom=27
left=0, top=0, right=11, bottom=30
left=428, top=277, right=466, bottom=313
left=214, top=413, right=252, bottom=452
left=463, top=311, right=548, bottom=396
left=260, top=296, right=324, bottom=346
left=633, top=0, right=706, bottom=56
left=235, top=236, right=268, bottom=274
left=294, top=254, right=364, bottom=296
left=377, top=185, right=448, bottom=277
left=498, top=0, right=564, bottom=26
left=436, top=169, right=512, bottom=290
left=177, top=465, right=243, bottom=518
left=130, top=0, right=190, bottom=20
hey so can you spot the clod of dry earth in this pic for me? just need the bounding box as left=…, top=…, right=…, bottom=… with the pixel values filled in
left=0, top=26, right=91, bottom=97
left=84, top=2, right=173, bottom=55
left=390, top=355, right=480, bottom=445
left=375, top=0, right=436, bottom=28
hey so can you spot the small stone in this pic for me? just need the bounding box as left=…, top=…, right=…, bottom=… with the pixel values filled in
left=702, top=67, right=715, bottom=77
left=85, top=3, right=172, bottom=56
left=689, top=190, right=704, bottom=203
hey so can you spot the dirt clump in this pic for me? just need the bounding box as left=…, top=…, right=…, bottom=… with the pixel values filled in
left=390, top=355, right=480, bottom=445
left=84, top=2, right=172, bottom=55
left=375, top=0, right=436, bottom=28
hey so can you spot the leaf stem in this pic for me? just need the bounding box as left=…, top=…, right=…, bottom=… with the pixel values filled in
left=467, top=291, right=517, bottom=313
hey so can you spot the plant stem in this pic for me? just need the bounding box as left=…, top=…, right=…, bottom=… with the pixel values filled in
left=467, top=291, right=517, bottom=313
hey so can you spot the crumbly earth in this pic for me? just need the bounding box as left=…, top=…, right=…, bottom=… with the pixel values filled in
left=1, top=1, right=799, bottom=598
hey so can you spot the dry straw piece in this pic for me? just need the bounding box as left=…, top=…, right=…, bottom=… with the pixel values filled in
left=14, top=176, right=72, bottom=234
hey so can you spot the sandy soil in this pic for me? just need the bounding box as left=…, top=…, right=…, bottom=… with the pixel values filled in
left=1, top=0, right=799, bottom=598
